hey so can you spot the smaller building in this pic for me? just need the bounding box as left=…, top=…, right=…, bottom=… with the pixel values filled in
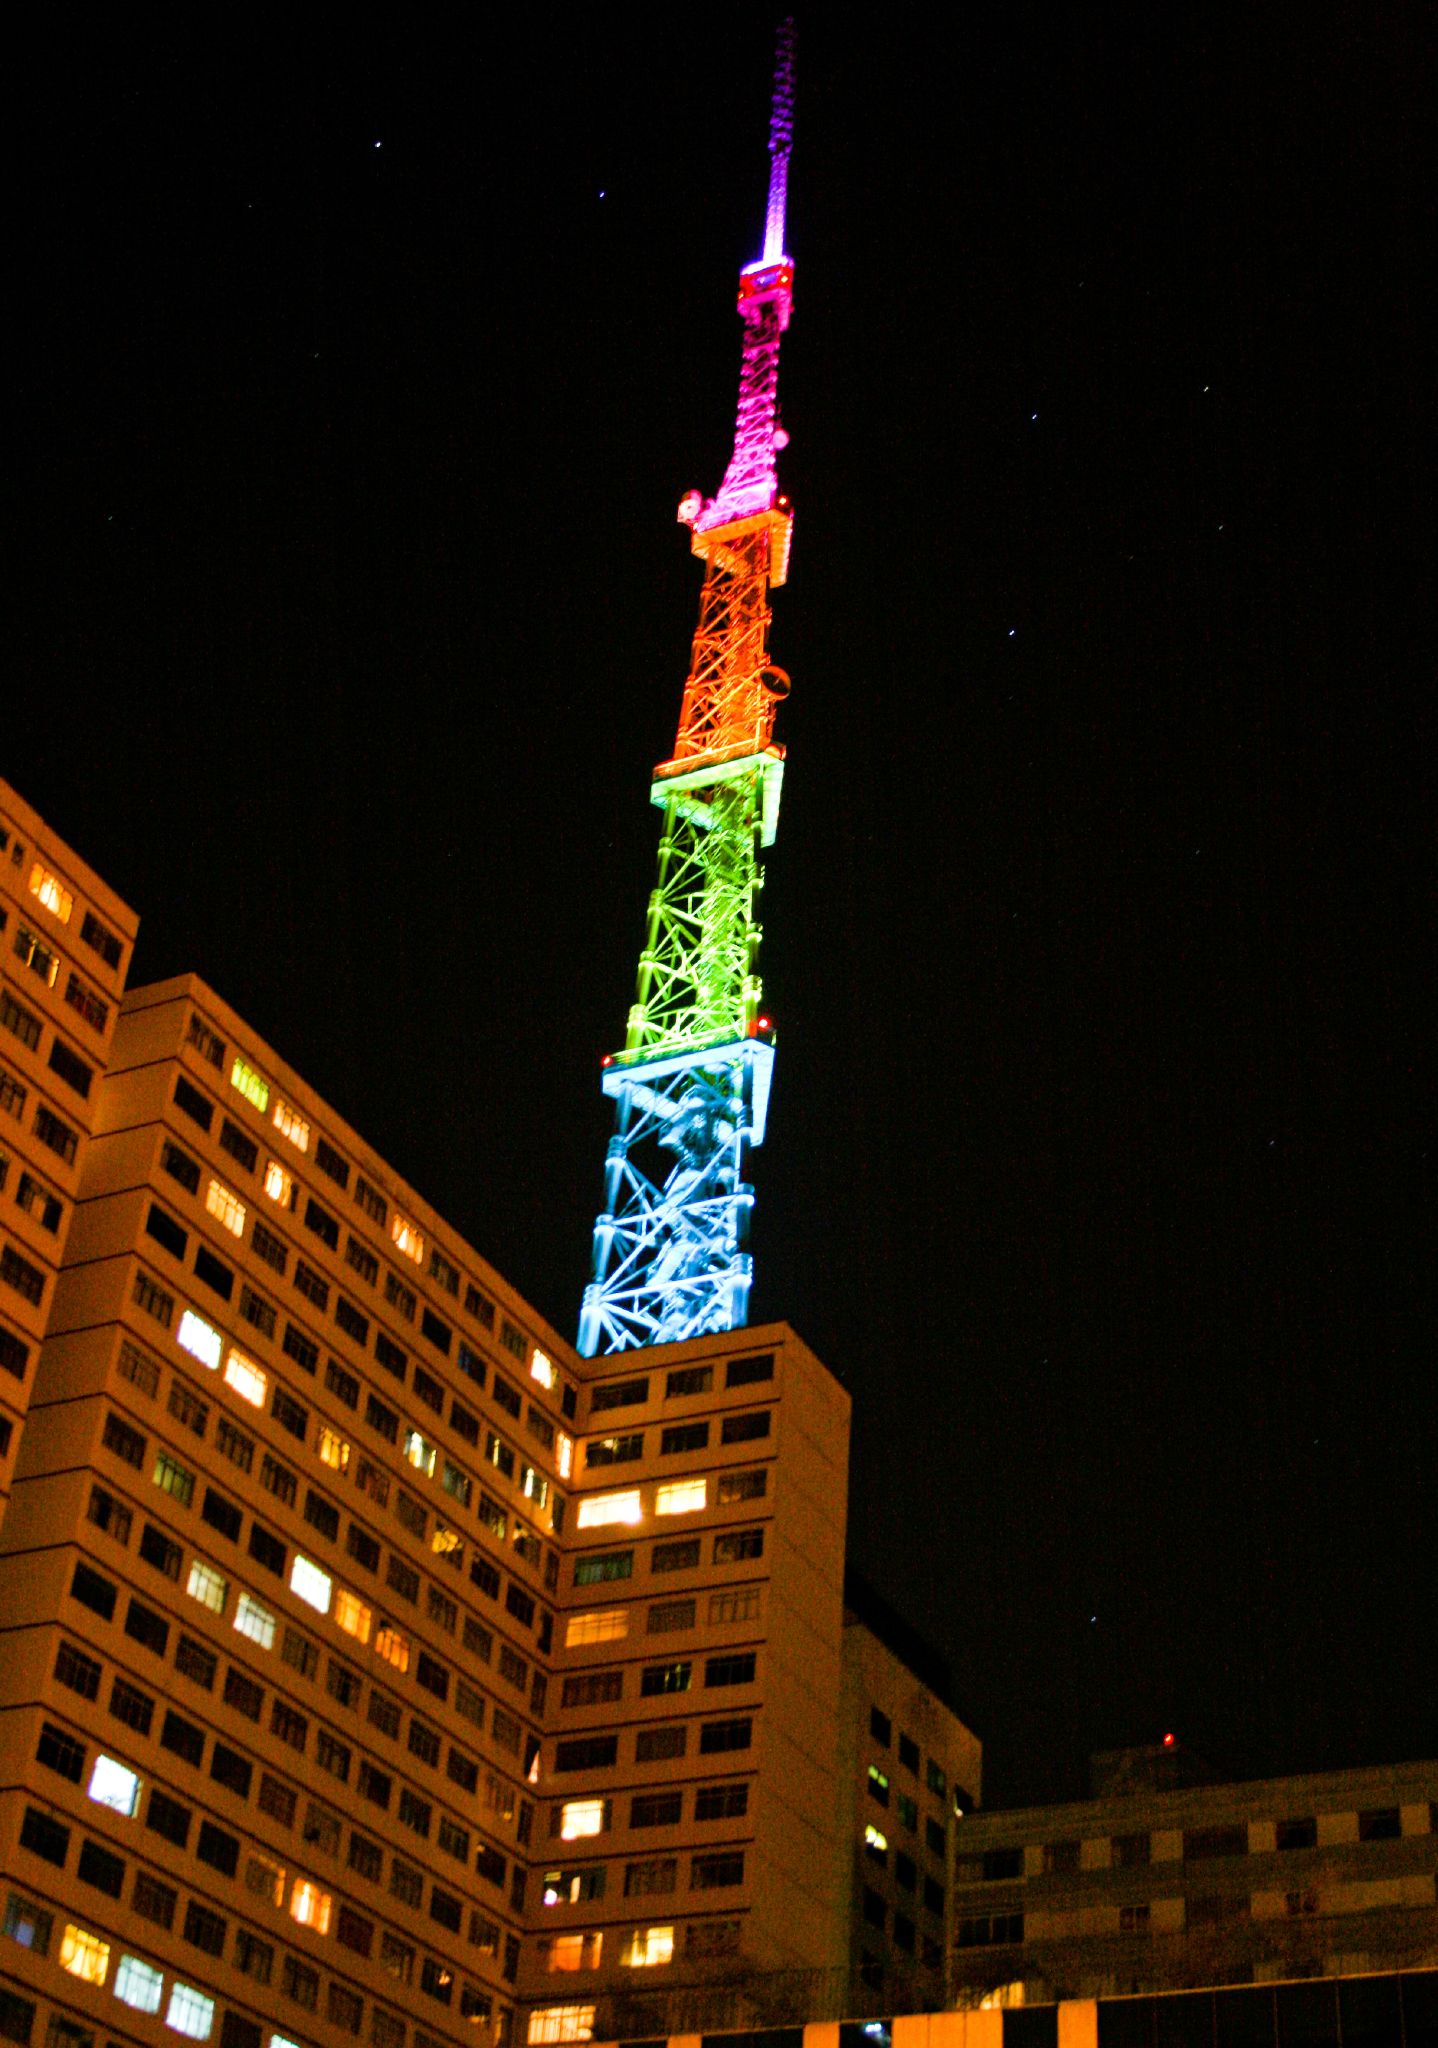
left=837, top=1573, right=982, bottom=2015
left=949, top=1746, right=1438, bottom=2007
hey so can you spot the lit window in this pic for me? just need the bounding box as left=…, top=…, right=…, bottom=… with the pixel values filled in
left=115, top=1954, right=165, bottom=2013
left=59, top=1923, right=110, bottom=1985
left=531, top=1350, right=556, bottom=1391
left=29, top=864, right=74, bottom=924
left=176, top=1309, right=222, bottom=1371
left=557, top=1433, right=574, bottom=1480
left=230, top=1059, right=270, bottom=1114
left=565, top=1609, right=628, bottom=1647
left=656, top=1479, right=706, bottom=1516
left=224, top=1350, right=267, bottom=1407
left=431, top=1525, right=463, bottom=1563
left=234, top=1593, right=277, bottom=1647
left=289, top=1881, right=332, bottom=1934
left=264, top=1160, right=293, bottom=1205
left=402, top=1429, right=436, bottom=1476
left=272, top=1101, right=310, bottom=1153
left=317, top=1427, right=350, bottom=1472
left=559, top=1802, right=607, bottom=1842
left=865, top=1825, right=888, bottom=1853
left=619, top=1926, right=673, bottom=1969
left=527, top=2009, right=595, bottom=2046
left=375, top=1622, right=410, bottom=1671
left=546, top=1932, right=602, bottom=1973
left=576, top=1490, right=642, bottom=1530
left=186, top=1560, right=228, bottom=1613
left=290, top=1556, right=332, bottom=1614
left=88, top=1754, right=142, bottom=1815
left=205, top=1179, right=246, bottom=1237
left=165, top=1982, right=216, bottom=2040
left=334, top=1588, right=372, bottom=1643
left=391, top=1214, right=424, bottom=1264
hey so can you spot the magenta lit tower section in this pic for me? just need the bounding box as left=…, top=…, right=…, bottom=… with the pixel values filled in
left=579, top=23, right=798, bottom=1355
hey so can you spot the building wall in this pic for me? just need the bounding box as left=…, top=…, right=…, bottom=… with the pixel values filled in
left=949, top=1758, right=1438, bottom=2005
left=0, top=781, right=138, bottom=1521
left=836, top=1617, right=982, bottom=2014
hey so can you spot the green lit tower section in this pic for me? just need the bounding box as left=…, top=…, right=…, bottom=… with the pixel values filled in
left=578, top=24, right=797, bottom=1356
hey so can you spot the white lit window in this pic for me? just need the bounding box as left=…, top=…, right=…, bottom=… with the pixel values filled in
left=59, top=1923, right=110, bottom=1985
left=375, top=1622, right=410, bottom=1671
left=865, top=1825, right=888, bottom=1853
left=270, top=2037, right=302, bottom=2048
left=166, top=1982, right=216, bottom=2041
left=390, top=1214, right=424, bottom=1264
left=186, top=1559, right=228, bottom=1613
left=564, top=1609, right=628, bottom=1648
left=224, top=1350, right=266, bottom=1407
left=176, top=1309, right=222, bottom=1371
left=272, top=1101, right=310, bottom=1153
left=527, top=2009, right=595, bottom=2047
left=317, top=1427, right=350, bottom=1472
left=402, top=1429, right=436, bottom=1477
left=29, top=864, right=74, bottom=924
left=230, top=1059, right=269, bottom=1114
left=334, top=1588, right=372, bottom=1643
left=558, top=1802, right=607, bottom=1842
left=655, top=1479, right=706, bottom=1516
left=115, top=1954, right=165, bottom=2013
left=619, top=1926, right=673, bottom=1969
left=576, top=1490, right=642, bottom=1530
left=234, top=1592, right=277, bottom=1649
left=290, top=1555, right=332, bottom=1614
left=289, top=1881, right=332, bottom=1934
left=521, top=1466, right=549, bottom=1509
left=557, top=1433, right=574, bottom=1480
left=87, top=1755, right=142, bottom=1816
left=264, top=1160, right=293, bottom=1206
left=546, top=1932, right=602, bottom=1973
left=531, top=1350, right=556, bottom=1391
left=205, top=1178, right=246, bottom=1237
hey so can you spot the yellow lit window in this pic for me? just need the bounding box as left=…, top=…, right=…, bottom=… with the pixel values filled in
left=289, top=1881, right=331, bottom=1934
left=546, top=1933, right=602, bottom=1973
left=205, top=1179, right=246, bottom=1237
left=527, top=2008, right=595, bottom=2046
left=619, top=1927, right=673, bottom=1969
left=176, top=1309, right=222, bottom=1371
left=402, top=1429, right=436, bottom=1476
left=557, top=1433, right=574, bottom=1480
left=655, top=1479, right=706, bottom=1516
left=576, top=1490, right=642, bottom=1530
left=531, top=1350, right=556, bottom=1391
left=317, top=1427, right=350, bottom=1473
left=334, top=1588, right=372, bottom=1643
left=431, top=1525, right=463, bottom=1563
left=230, top=1058, right=269, bottom=1113
left=865, top=1825, right=888, bottom=1853
left=264, top=1160, right=293, bottom=1206
left=558, top=1802, right=607, bottom=1842
left=224, top=1350, right=266, bottom=1407
left=565, top=1609, right=628, bottom=1648
left=245, top=1854, right=286, bottom=1907
left=375, top=1622, right=410, bottom=1671
left=29, top=864, right=74, bottom=924
left=272, top=1100, right=310, bottom=1152
left=59, top=1923, right=110, bottom=1985
left=522, top=1466, right=549, bottom=1508
left=391, top=1213, right=424, bottom=1264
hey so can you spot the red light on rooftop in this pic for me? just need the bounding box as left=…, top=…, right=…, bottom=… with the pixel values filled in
left=1162, top=1732, right=1176, bottom=1748
left=601, top=1055, right=613, bottom=1068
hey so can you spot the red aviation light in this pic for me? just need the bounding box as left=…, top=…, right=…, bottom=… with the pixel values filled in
left=1162, top=1732, right=1176, bottom=1748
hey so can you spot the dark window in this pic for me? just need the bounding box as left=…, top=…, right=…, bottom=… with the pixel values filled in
left=183, top=1901, right=227, bottom=1956
left=315, top=1137, right=349, bottom=1188
left=19, top=1808, right=69, bottom=1866
left=271, top=1386, right=308, bottom=1440
left=896, top=1851, right=917, bottom=1891
left=653, top=1537, right=701, bottom=1572
left=660, top=1421, right=710, bottom=1455
left=36, top=1720, right=86, bottom=1783
left=196, top=1820, right=239, bottom=1876
left=415, top=1652, right=449, bottom=1701
left=665, top=1365, right=713, bottom=1397
left=48, top=1038, right=93, bottom=1097
left=223, top=1668, right=264, bottom=1720
left=451, top=1400, right=480, bottom=1444
left=705, top=1653, right=756, bottom=1688
left=345, top=1235, right=378, bottom=1284
left=304, top=1198, right=338, bottom=1250
left=145, top=1203, right=188, bottom=1259
left=421, top=1307, right=452, bottom=1355
left=714, top=1529, right=763, bottom=1564
left=695, top=1783, right=748, bottom=1820
left=173, top=1076, right=214, bottom=1131
left=631, top=1791, right=683, bottom=1828
left=898, top=1732, right=920, bottom=1772
left=176, top=1634, right=218, bottom=1689
left=34, top=1107, right=78, bottom=1164
left=367, top=1392, right=399, bottom=1441
left=132, top=1872, right=177, bottom=1928
left=1184, top=1824, right=1248, bottom=1861
left=592, top=1376, right=648, bottom=1411
left=1359, top=1807, right=1402, bottom=1841
left=720, top=1409, right=771, bottom=1444
left=725, top=1352, right=774, bottom=1386
left=556, top=1735, right=619, bottom=1772
left=641, top=1662, right=692, bottom=1697
left=210, top=1744, right=252, bottom=1797
left=77, top=1838, right=125, bottom=1898
left=457, top=1342, right=486, bottom=1386
left=335, top=1295, right=368, bottom=1344
left=691, top=1850, right=745, bottom=1889
left=586, top=1432, right=643, bottom=1466
left=295, top=1261, right=328, bottom=1309
left=160, top=1709, right=206, bottom=1767
left=1113, top=1831, right=1150, bottom=1867
left=202, top=1488, right=243, bottom=1542
left=139, top=1522, right=182, bottom=1580
left=1276, top=1816, right=1318, bottom=1851
left=110, top=1676, right=155, bottom=1735
left=699, top=1717, right=753, bottom=1754
left=347, top=1525, right=380, bottom=1572
left=248, top=1523, right=286, bottom=1576
left=162, top=1141, right=202, bottom=1194
left=304, top=1489, right=340, bottom=1542
left=218, top=1119, right=258, bottom=1172
left=71, top=1560, right=118, bottom=1618
left=375, top=1331, right=407, bottom=1379
left=239, top=1285, right=276, bottom=1337
left=146, top=1790, right=191, bottom=1849
left=981, top=1847, right=1023, bottom=1880
left=870, top=1707, right=892, bottom=1746
left=355, top=1177, right=386, bottom=1224
left=326, top=1356, right=359, bottom=1406
left=194, top=1245, right=234, bottom=1300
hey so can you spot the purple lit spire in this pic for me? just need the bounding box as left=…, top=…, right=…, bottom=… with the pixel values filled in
left=762, top=16, right=796, bottom=265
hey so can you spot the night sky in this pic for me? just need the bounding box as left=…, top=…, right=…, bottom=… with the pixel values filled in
left=10, top=10, right=1431, bottom=1806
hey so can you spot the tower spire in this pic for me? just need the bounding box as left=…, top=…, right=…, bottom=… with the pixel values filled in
left=578, top=25, right=800, bottom=1356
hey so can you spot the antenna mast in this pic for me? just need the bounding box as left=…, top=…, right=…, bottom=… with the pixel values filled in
left=579, top=22, right=800, bottom=1355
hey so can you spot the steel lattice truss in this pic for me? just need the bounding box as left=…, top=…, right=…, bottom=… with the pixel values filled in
left=579, top=23, right=798, bottom=1357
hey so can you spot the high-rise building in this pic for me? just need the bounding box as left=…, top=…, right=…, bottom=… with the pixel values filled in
left=0, top=783, right=138, bottom=1520
left=0, top=782, right=980, bottom=2048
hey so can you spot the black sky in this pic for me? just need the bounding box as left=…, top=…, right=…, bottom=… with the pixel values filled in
left=9, top=9, right=1432, bottom=1806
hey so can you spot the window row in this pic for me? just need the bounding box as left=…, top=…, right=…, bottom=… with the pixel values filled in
left=583, top=1407, right=770, bottom=1470
left=587, top=1353, right=774, bottom=1415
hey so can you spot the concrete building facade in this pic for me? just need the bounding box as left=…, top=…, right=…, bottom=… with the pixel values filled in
left=949, top=1748, right=1438, bottom=2009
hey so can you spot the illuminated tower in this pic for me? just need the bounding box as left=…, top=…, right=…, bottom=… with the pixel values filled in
left=579, top=24, right=798, bottom=1356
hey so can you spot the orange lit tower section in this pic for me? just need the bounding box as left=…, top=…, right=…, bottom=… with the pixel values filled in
left=579, top=23, right=798, bottom=1356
